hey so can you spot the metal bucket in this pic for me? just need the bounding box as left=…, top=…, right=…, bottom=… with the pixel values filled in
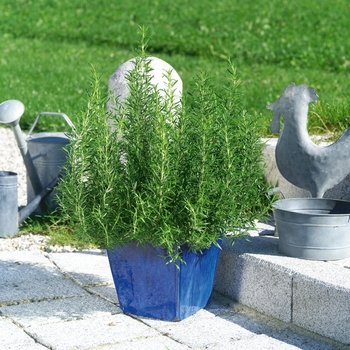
left=0, top=171, right=18, bottom=237
left=273, top=198, right=350, bottom=260
left=26, top=112, right=73, bottom=214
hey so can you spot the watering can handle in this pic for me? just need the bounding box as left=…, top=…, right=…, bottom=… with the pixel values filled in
left=27, top=112, right=74, bottom=136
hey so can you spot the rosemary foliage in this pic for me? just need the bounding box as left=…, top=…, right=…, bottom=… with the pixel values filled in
left=57, top=49, right=272, bottom=263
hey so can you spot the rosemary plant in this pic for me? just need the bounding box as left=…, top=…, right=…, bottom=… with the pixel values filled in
left=57, top=44, right=272, bottom=263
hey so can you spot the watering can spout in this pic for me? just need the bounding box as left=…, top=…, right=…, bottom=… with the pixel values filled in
left=0, top=100, right=44, bottom=200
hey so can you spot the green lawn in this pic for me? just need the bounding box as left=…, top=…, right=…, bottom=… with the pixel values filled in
left=1, top=0, right=350, bottom=136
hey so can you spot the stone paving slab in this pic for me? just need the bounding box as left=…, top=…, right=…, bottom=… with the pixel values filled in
left=215, top=248, right=294, bottom=323
left=101, top=336, right=192, bottom=350
left=0, top=278, right=88, bottom=306
left=215, top=224, right=350, bottom=344
left=0, top=251, right=87, bottom=306
left=0, top=318, right=47, bottom=350
left=238, top=235, right=350, bottom=289
left=1, top=294, right=122, bottom=327
left=208, top=333, right=333, bottom=350
left=140, top=296, right=337, bottom=350
left=0, top=250, right=52, bottom=265
left=26, top=314, right=160, bottom=350
left=0, top=261, right=61, bottom=284
left=141, top=311, right=255, bottom=348
left=0, top=245, right=348, bottom=349
left=88, top=284, right=119, bottom=304
left=293, top=276, right=350, bottom=344
left=48, top=250, right=113, bottom=286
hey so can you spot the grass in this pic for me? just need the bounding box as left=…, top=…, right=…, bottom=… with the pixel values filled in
left=2, top=0, right=350, bottom=242
left=1, top=0, right=350, bottom=136
left=20, top=214, right=97, bottom=249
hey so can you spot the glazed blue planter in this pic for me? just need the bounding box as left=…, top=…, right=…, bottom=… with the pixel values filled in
left=107, top=241, right=221, bottom=321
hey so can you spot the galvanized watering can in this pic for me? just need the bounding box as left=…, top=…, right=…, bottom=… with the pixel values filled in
left=26, top=111, right=73, bottom=214
left=0, top=99, right=73, bottom=237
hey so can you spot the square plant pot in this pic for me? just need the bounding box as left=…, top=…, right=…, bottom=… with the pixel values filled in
left=107, top=240, right=221, bottom=321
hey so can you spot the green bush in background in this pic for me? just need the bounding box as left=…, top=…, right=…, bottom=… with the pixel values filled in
left=1, top=0, right=350, bottom=136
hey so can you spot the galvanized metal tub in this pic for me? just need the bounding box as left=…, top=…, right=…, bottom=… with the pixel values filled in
left=273, top=198, right=350, bottom=260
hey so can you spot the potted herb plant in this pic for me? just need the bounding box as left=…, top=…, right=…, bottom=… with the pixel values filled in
left=57, top=33, right=272, bottom=321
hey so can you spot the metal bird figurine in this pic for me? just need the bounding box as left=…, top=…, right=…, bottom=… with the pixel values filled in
left=267, top=83, right=350, bottom=198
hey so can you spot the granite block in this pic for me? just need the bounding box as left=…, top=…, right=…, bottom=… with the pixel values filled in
left=215, top=238, right=293, bottom=323
left=293, top=275, right=350, bottom=344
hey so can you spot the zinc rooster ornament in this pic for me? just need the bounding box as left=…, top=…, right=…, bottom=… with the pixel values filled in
left=267, top=83, right=350, bottom=198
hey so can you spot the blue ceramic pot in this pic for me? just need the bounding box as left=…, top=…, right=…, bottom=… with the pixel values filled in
left=107, top=241, right=221, bottom=321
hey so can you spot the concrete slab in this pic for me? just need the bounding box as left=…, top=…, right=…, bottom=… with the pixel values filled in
left=0, top=318, right=47, bottom=350
left=0, top=250, right=87, bottom=306
left=88, top=284, right=119, bottom=304
left=139, top=303, right=338, bottom=350
left=207, top=333, right=334, bottom=350
left=215, top=237, right=293, bottom=323
left=97, top=336, right=191, bottom=350
left=233, top=234, right=350, bottom=344
left=328, top=257, right=350, bottom=269
left=0, top=242, right=346, bottom=349
left=0, top=278, right=88, bottom=306
left=0, top=261, right=61, bottom=284
left=210, top=292, right=343, bottom=347
left=140, top=309, right=255, bottom=349
left=215, top=224, right=350, bottom=344
left=26, top=314, right=160, bottom=350
left=0, top=250, right=51, bottom=265
left=1, top=294, right=121, bottom=327
left=48, top=251, right=113, bottom=286
left=293, top=276, right=350, bottom=344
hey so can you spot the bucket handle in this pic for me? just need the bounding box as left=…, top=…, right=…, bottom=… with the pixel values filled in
left=27, top=112, right=74, bottom=136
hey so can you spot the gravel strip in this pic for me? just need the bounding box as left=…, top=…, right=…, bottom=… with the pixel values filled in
left=0, top=233, right=48, bottom=251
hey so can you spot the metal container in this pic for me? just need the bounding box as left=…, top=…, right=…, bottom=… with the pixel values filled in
left=273, top=198, right=350, bottom=260
left=26, top=112, right=73, bottom=214
left=0, top=171, right=18, bottom=237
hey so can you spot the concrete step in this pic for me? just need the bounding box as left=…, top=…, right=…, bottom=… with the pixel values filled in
left=214, top=221, right=350, bottom=345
